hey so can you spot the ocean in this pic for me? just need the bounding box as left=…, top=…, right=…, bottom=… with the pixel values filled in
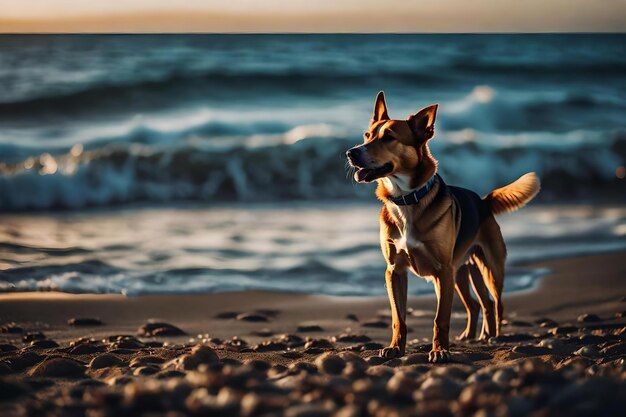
left=0, top=34, right=625, bottom=295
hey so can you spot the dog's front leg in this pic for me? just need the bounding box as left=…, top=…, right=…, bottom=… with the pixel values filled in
left=380, top=263, right=408, bottom=358
left=429, top=266, right=454, bottom=363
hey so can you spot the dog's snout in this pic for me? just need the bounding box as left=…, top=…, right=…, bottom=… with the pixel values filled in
left=346, top=146, right=362, bottom=160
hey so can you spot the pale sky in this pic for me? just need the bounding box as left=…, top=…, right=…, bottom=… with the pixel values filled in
left=1, top=0, right=625, bottom=33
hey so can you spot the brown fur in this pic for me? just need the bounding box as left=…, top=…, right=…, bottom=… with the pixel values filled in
left=346, top=91, right=540, bottom=363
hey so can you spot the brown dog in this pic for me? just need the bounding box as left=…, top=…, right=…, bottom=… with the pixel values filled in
left=346, top=92, right=540, bottom=363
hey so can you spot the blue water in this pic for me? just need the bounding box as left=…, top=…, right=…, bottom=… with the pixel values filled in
left=0, top=34, right=624, bottom=210
left=0, top=34, right=625, bottom=296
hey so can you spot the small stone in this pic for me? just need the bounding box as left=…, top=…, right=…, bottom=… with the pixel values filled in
left=492, top=367, right=517, bottom=384
left=366, top=356, right=387, bottom=366
left=297, top=324, right=324, bottom=332
left=137, top=321, right=186, bottom=337
left=133, top=365, right=159, bottom=376
left=282, top=351, right=303, bottom=359
left=333, top=334, right=371, bottom=343
left=574, top=345, right=600, bottom=357
left=548, top=325, right=578, bottom=336
left=23, top=331, right=46, bottom=342
left=415, top=376, right=461, bottom=401
left=304, top=339, right=334, bottom=349
left=535, top=318, right=558, bottom=328
left=360, top=342, right=384, bottom=351
left=0, top=344, right=18, bottom=352
left=511, top=345, right=552, bottom=356
left=70, top=343, right=107, bottom=355
left=387, top=371, right=420, bottom=400
left=0, top=323, right=23, bottom=333
left=89, top=353, right=125, bottom=369
left=29, top=339, right=59, bottom=349
left=361, top=320, right=388, bottom=328
left=253, top=340, right=288, bottom=352
left=214, top=311, right=240, bottom=319
left=315, top=352, right=346, bottom=375
left=68, top=317, right=103, bottom=326
left=346, top=314, right=359, bottom=322
left=236, top=313, right=269, bottom=322
left=250, top=328, right=274, bottom=337
left=577, top=313, right=602, bottom=323
left=402, top=353, right=429, bottom=365
left=29, top=357, right=85, bottom=378
left=129, top=355, right=165, bottom=367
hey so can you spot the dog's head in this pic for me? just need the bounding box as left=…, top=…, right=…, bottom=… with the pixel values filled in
left=346, top=91, right=438, bottom=184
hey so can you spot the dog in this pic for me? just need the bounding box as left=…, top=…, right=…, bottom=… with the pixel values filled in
left=346, top=91, right=540, bottom=363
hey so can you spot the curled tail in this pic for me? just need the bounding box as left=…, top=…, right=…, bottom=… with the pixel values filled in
left=484, top=172, right=540, bottom=215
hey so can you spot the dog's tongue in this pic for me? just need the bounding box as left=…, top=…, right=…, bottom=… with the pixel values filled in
left=355, top=169, right=369, bottom=182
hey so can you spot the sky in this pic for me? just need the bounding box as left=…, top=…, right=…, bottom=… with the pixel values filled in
left=1, top=0, right=625, bottom=33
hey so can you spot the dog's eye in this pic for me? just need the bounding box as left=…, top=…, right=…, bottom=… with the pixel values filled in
left=364, top=132, right=370, bottom=139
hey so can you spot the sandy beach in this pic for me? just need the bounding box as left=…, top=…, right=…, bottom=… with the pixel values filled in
left=1, top=250, right=625, bottom=416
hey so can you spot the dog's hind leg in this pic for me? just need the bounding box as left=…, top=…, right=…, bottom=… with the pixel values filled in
left=475, top=217, right=507, bottom=336
left=454, top=265, right=480, bottom=340
left=467, top=258, right=496, bottom=339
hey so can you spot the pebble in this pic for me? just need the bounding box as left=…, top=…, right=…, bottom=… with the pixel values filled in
left=314, top=352, right=346, bottom=375
left=0, top=323, right=23, bottom=333
left=236, top=313, right=269, bottom=322
left=577, top=313, right=602, bottom=323
left=0, top=344, right=18, bottom=352
left=416, top=375, right=462, bottom=401
left=548, top=325, right=578, bottom=336
left=23, top=331, right=46, bottom=342
left=89, top=353, right=126, bottom=369
left=29, top=357, right=85, bottom=378
left=29, top=339, right=59, bottom=349
left=129, top=355, right=165, bottom=367
left=214, top=311, right=240, bottom=319
left=511, top=345, right=552, bottom=356
left=361, top=319, right=388, bottom=328
left=67, top=317, right=103, bottom=326
left=333, top=334, right=371, bottom=343
left=492, top=367, right=517, bottom=384
left=250, top=328, right=274, bottom=337
left=253, top=340, right=288, bottom=352
left=402, top=353, right=429, bottom=365
left=345, top=314, right=359, bottom=322
left=574, top=345, right=600, bottom=358
left=387, top=371, right=420, bottom=400
left=70, top=343, right=107, bottom=355
left=133, top=365, right=160, bottom=376
left=360, top=342, right=384, bottom=351
left=297, top=324, right=324, bottom=332
left=137, top=321, right=186, bottom=337
left=366, top=356, right=387, bottom=366
left=535, top=317, right=559, bottom=328
left=304, top=339, right=334, bottom=349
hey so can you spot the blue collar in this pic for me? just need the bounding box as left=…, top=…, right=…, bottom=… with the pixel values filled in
left=388, top=175, right=437, bottom=206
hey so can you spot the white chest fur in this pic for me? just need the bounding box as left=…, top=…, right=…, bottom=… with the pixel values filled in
left=389, top=204, right=423, bottom=254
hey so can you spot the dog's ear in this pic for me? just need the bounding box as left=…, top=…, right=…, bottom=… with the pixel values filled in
left=372, top=91, right=389, bottom=122
left=407, top=104, right=438, bottom=141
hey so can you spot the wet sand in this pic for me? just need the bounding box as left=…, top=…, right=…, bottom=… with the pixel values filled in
left=1, top=251, right=625, bottom=416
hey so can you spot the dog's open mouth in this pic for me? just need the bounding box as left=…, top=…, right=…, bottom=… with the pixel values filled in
left=354, top=163, right=393, bottom=183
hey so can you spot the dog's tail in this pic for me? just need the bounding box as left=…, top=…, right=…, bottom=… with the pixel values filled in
left=484, top=172, right=540, bottom=216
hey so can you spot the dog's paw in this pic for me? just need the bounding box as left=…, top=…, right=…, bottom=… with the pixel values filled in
left=428, top=349, right=451, bottom=363
left=379, top=346, right=403, bottom=359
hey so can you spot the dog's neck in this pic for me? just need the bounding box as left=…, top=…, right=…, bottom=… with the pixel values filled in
left=382, top=175, right=416, bottom=198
